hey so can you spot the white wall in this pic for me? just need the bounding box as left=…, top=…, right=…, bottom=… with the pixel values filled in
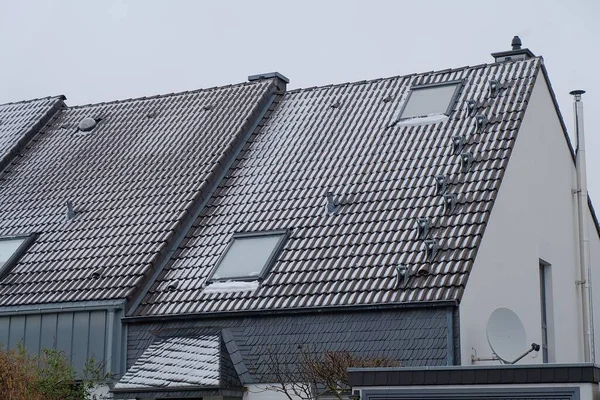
left=587, top=204, right=600, bottom=364
left=459, top=71, right=596, bottom=365
left=244, top=384, right=306, bottom=400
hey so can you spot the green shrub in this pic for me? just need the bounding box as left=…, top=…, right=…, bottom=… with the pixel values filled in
left=0, top=344, right=109, bottom=400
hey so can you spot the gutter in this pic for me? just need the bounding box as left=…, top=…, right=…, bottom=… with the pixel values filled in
left=0, top=299, right=125, bottom=316
left=111, top=386, right=245, bottom=399
left=122, top=300, right=458, bottom=323
left=111, top=385, right=226, bottom=393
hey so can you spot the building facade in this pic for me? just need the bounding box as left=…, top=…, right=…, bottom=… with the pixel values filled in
left=0, top=38, right=597, bottom=399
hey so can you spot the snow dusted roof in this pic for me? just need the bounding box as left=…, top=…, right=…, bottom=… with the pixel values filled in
left=135, top=57, right=543, bottom=316
left=0, top=79, right=279, bottom=306
left=114, top=334, right=231, bottom=390
left=0, top=56, right=545, bottom=315
left=0, top=96, right=64, bottom=170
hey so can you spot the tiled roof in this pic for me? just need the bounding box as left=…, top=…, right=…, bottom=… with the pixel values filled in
left=114, top=333, right=239, bottom=390
left=135, top=58, right=542, bottom=316
left=0, top=80, right=278, bottom=306
left=0, top=96, right=64, bottom=168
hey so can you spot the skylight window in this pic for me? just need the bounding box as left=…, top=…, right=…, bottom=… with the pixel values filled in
left=399, top=82, right=461, bottom=119
left=0, top=235, right=35, bottom=278
left=210, top=230, right=288, bottom=282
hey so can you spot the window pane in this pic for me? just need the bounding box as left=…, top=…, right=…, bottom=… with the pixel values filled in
left=0, top=238, right=26, bottom=269
left=400, top=84, right=459, bottom=119
left=539, top=262, right=552, bottom=363
left=213, top=234, right=283, bottom=280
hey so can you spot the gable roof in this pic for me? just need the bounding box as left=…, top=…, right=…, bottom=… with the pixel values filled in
left=133, top=57, right=542, bottom=316
left=0, top=80, right=279, bottom=307
left=0, top=96, right=64, bottom=170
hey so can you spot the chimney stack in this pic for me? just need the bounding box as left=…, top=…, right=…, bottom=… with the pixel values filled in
left=491, top=36, right=535, bottom=62
left=248, top=72, right=289, bottom=92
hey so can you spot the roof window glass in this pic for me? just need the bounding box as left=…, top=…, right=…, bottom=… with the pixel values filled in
left=210, top=231, right=287, bottom=281
left=400, top=82, right=461, bottom=119
left=0, top=235, right=33, bottom=278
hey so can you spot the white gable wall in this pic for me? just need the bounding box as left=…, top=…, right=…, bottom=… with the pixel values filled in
left=459, top=69, right=599, bottom=365
left=587, top=204, right=600, bottom=364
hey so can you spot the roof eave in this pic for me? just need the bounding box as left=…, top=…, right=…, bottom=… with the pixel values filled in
left=124, top=300, right=458, bottom=322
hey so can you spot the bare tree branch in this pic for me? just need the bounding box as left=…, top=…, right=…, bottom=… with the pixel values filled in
left=265, top=346, right=399, bottom=400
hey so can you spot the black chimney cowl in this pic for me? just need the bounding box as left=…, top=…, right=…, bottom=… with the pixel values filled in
left=511, top=36, right=522, bottom=50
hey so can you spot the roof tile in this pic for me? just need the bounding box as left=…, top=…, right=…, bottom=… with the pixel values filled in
left=0, top=81, right=276, bottom=306
left=137, top=58, right=541, bottom=316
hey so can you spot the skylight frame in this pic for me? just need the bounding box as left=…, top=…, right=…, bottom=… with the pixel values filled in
left=0, top=233, right=37, bottom=280
left=208, top=229, right=289, bottom=283
left=398, top=80, right=463, bottom=120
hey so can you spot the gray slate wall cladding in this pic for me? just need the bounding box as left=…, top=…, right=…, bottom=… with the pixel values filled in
left=127, top=308, right=452, bottom=383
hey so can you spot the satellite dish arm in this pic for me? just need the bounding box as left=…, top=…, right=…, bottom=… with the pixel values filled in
left=497, top=343, right=540, bottom=365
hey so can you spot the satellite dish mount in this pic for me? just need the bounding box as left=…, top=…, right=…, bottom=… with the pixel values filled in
left=472, top=307, right=540, bottom=365
left=493, top=342, right=541, bottom=365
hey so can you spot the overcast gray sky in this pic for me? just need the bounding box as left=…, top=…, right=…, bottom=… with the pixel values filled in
left=1, top=0, right=599, bottom=198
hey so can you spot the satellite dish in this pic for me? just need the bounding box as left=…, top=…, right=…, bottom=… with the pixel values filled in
left=486, top=307, right=527, bottom=362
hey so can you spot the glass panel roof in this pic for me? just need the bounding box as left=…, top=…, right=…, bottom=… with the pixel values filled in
left=212, top=233, right=284, bottom=280
left=400, top=84, right=459, bottom=119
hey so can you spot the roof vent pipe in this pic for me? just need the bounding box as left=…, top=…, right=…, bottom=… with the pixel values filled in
left=570, top=89, right=596, bottom=363
left=416, top=264, right=430, bottom=277
left=91, top=268, right=104, bottom=279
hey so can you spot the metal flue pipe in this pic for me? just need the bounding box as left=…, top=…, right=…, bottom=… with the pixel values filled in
left=570, top=89, right=596, bottom=363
